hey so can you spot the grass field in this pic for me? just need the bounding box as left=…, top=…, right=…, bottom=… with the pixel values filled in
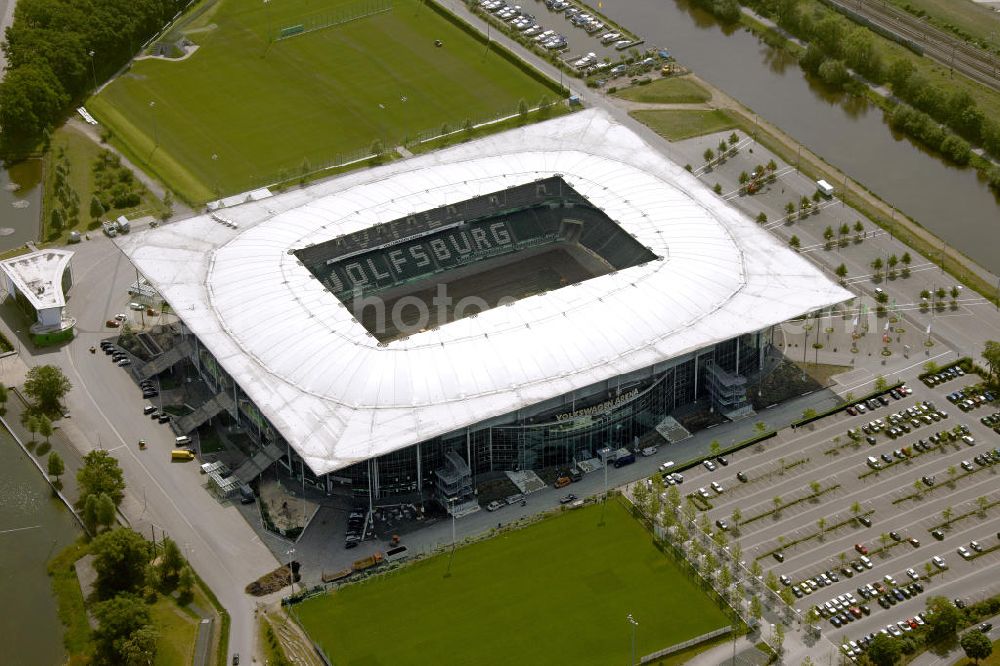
left=614, top=76, right=712, bottom=104
left=295, top=500, right=731, bottom=665
left=149, top=598, right=199, bottom=666
left=630, top=109, right=738, bottom=141
left=90, top=0, right=557, bottom=203
left=42, top=126, right=164, bottom=243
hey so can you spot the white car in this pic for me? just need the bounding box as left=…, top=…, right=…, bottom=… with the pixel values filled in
left=957, top=546, right=972, bottom=560
left=697, top=487, right=711, bottom=500
left=906, top=568, right=919, bottom=581
left=703, top=460, right=716, bottom=471
left=710, top=481, right=724, bottom=494
left=932, top=555, right=948, bottom=569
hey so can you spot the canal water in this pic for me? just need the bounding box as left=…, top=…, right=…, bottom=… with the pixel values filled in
left=0, top=428, right=81, bottom=666
left=597, top=0, right=1000, bottom=273
left=0, top=159, right=43, bottom=253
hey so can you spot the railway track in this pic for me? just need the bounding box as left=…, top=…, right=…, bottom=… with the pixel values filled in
left=826, top=0, right=1000, bottom=93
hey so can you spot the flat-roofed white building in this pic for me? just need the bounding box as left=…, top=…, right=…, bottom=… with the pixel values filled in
left=0, top=249, right=76, bottom=346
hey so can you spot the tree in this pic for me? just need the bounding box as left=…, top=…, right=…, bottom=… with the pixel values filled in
left=875, top=375, right=888, bottom=392
left=789, top=235, right=800, bottom=250
left=809, top=480, right=821, bottom=495
left=161, top=191, right=173, bottom=221
left=766, top=570, right=779, bottom=591
left=26, top=415, right=39, bottom=442
left=925, top=596, right=962, bottom=641
left=977, top=496, right=990, bottom=515
left=773, top=623, right=785, bottom=654
left=756, top=212, right=768, bottom=224
left=961, top=630, right=993, bottom=664
left=871, top=256, right=884, bottom=276
left=750, top=559, right=763, bottom=579
left=750, top=594, right=763, bottom=620
left=867, top=633, right=902, bottom=666
left=177, top=565, right=194, bottom=605
left=91, top=529, right=150, bottom=598
left=823, top=225, right=834, bottom=247
left=89, top=194, right=106, bottom=222
left=23, top=365, right=72, bottom=413
left=784, top=201, right=796, bottom=218
left=854, top=220, right=865, bottom=238
left=772, top=496, right=782, bottom=512
left=880, top=532, right=891, bottom=550
left=942, top=506, right=954, bottom=524
left=120, top=625, right=158, bottom=666
left=92, top=594, right=153, bottom=664
left=851, top=501, right=862, bottom=516
left=632, top=480, right=649, bottom=516
left=731, top=508, right=742, bottom=526
left=710, top=440, right=721, bottom=457
left=817, top=517, right=826, bottom=533
left=703, top=148, right=715, bottom=164
left=47, top=451, right=65, bottom=484
left=77, top=450, right=126, bottom=508
left=802, top=407, right=816, bottom=420
left=754, top=421, right=767, bottom=435
left=984, top=340, right=1000, bottom=387
left=37, top=415, right=53, bottom=444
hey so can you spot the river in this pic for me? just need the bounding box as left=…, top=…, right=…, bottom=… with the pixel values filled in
left=595, top=0, right=1000, bottom=274
left=0, top=428, right=81, bottom=666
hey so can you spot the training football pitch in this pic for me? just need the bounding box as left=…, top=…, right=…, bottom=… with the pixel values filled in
left=294, top=500, right=731, bottom=665
left=89, top=0, right=557, bottom=202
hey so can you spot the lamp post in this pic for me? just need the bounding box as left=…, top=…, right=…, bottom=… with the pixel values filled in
left=627, top=614, right=639, bottom=666
left=149, top=101, right=158, bottom=148
left=286, top=547, right=296, bottom=594
left=88, top=50, right=97, bottom=91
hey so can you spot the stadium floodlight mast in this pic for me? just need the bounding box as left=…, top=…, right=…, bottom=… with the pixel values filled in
left=627, top=614, right=639, bottom=666
left=286, top=547, right=296, bottom=594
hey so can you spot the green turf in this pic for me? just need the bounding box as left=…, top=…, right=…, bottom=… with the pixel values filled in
left=89, top=0, right=555, bottom=203
left=613, top=76, right=712, bottom=104
left=295, top=500, right=730, bottom=665
left=630, top=109, right=739, bottom=141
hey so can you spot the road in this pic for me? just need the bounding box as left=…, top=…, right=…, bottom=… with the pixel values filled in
left=0, top=0, right=15, bottom=78
left=0, top=232, right=279, bottom=661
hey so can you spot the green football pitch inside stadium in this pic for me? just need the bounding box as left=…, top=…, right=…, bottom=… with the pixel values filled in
left=89, top=0, right=558, bottom=203
left=295, top=500, right=732, bottom=665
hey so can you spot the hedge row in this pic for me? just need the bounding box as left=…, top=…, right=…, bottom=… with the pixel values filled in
left=791, top=382, right=904, bottom=429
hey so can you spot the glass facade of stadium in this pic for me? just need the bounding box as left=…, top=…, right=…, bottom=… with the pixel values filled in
left=186, top=325, right=769, bottom=501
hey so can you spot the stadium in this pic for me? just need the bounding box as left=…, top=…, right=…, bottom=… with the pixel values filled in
left=117, top=109, right=850, bottom=509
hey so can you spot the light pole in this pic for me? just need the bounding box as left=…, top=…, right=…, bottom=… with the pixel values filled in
left=627, top=614, right=639, bottom=666
left=88, top=50, right=97, bottom=91
left=286, top=547, right=296, bottom=594
left=149, top=101, right=158, bottom=148
left=445, top=497, right=457, bottom=577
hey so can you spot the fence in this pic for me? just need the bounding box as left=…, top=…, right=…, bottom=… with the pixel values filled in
left=641, top=625, right=732, bottom=664
left=275, top=0, right=393, bottom=41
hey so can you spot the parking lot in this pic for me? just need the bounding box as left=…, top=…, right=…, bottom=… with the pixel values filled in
left=672, top=370, right=1000, bottom=654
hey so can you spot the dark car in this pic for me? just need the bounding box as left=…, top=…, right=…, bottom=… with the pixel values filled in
left=773, top=552, right=785, bottom=562
left=559, top=494, right=577, bottom=505
left=890, top=531, right=901, bottom=541
left=980, top=623, right=993, bottom=633
left=736, top=471, right=748, bottom=483
left=858, top=515, right=872, bottom=527
left=716, top=456, right=729, bottom=466
left=866, top=435, right=877, bottom=446
left=932, top=529, right=945, bottom=540
left=157, top=414, right=171, bottom=423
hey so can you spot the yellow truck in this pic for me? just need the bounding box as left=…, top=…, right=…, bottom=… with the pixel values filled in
left=171, top=449, right=195, bottom=461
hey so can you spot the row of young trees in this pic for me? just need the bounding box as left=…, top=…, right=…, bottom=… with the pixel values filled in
left=0, top=0, right=186, bottom=154
left=742, top=0, right=1000, bottom=192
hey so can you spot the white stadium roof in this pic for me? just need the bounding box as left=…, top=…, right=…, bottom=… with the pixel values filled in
left=118, top=109, right=850, bottom=475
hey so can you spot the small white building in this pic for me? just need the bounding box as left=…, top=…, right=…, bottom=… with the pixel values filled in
left=0, top=249, right=76, bottom=346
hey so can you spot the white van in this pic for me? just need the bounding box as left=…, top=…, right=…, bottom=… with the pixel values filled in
left=175, top=435, right=192, bottom=446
